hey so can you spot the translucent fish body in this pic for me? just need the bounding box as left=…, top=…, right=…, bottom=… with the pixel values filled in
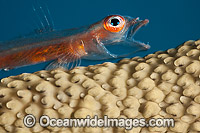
left=0, top=15, right=149, bottom=70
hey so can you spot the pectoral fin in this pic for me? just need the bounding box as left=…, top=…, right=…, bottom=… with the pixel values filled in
left=46, top=55, right=81, bottom=70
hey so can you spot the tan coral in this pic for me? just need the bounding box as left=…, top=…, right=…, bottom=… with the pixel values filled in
left=165, top=92, right=181, bottom=104
left=0, top=40, right=200, bottom=132
left=142, top=101, right=161, bottom=118
left=144, top=87, right=165, bottom=103
left=170, top=120, right=189, bottom=133
left=166, top=103, right=185, bottom=118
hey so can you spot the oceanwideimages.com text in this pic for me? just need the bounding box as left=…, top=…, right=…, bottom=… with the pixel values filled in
left=24, top=114, right=175, bottom=130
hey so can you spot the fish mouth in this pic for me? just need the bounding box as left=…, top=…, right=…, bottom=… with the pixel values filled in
left=127, top=17, right=149, bottom=39
left=123, top=17, right=150, bottom=51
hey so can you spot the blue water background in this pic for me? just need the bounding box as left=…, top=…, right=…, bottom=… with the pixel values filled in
left=0, top=0, right=200, bottom=79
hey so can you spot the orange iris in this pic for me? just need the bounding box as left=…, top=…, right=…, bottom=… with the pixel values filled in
left=104, top=15, right=125, bottom=33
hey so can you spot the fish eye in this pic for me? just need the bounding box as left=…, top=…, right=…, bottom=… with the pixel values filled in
left=110, top=18, right=120, bottom=26
left=104, top=15, right=125, bottom=32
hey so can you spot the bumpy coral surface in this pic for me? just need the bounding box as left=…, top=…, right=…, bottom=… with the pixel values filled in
left=0, top=40, right=200, bottom=133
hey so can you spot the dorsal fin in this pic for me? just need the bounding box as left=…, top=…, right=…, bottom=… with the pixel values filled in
left=31, top=0, right=55, bottom=34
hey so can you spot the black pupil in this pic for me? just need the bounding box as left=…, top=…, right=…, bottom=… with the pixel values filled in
left=111, top=18, right=120, bottom=26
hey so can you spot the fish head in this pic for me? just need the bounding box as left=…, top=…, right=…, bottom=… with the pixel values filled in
left=84, top=15, right=150, bottom=60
